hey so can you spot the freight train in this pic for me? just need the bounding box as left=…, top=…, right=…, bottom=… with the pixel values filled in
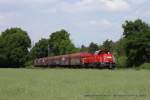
left=34, top=49, right=116, bottom=69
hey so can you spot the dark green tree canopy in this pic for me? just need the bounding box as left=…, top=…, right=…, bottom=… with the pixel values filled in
left=30, top=38, right=48, bottom=59
left=122, top=19, right=149, bottom=38
left=122, top=19, right=150, bottom=67
left=0, top=27, right=31, bottom=67
left=88, top=42, right=99, bottom=53
left=0, top=36, right=7, bottom=66
left=49, top=29, right=76, bottom=56
left=101, top=39, right=114, bottom=51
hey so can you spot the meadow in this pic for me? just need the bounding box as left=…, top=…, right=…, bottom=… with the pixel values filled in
left=0, top=68, right=150, bottom=100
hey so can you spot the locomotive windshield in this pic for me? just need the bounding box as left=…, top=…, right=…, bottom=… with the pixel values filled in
left=95, top=50, right=111, bottom=54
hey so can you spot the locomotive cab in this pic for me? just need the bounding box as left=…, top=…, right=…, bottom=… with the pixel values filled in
left=94, top=49, right=110, bottom=55
left=94, top=49, right=116, bottom=69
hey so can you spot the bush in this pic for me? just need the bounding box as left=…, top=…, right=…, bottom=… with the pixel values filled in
left=25, top=60, right=34, bottom=68
left=139, top=63, right=150, bottom=70
left=116, top=56, right=127, bottom=68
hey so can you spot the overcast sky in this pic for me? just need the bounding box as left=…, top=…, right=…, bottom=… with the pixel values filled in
left=0, top=0, right=150, bottom=46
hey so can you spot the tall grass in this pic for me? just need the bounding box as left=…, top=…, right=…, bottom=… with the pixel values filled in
left=0, top=69, right=150, bottom=100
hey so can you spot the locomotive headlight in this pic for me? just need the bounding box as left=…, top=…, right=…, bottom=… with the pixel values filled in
left=107, top=56, right=112, bottom=58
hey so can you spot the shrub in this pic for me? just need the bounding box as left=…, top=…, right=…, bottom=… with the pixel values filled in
left=139, top=63, right=150, bottom=70
left=116, top=56, right=127, bottom=68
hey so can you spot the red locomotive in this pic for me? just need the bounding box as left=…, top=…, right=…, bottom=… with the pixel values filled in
left=34, top=49, right=116, bottom=69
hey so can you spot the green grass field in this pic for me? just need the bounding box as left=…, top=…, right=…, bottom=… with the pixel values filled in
left=0, top=68, right=150, bottom=100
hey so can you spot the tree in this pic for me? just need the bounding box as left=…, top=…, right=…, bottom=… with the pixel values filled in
left=0, top=36, right=7, bottom=66
left=122, top=19, right=150, bottom=67
left=49, top=29, right=76, bottom=56
left=101, top=39, right=114, bottom=51
left=123, top=19, right=149, bottom=38
left=0, top=28, right=31, bottom=67
left=30, top=38, right=49, bottom=59
left=88, top=42, right=99, bottom=53
left=80, top=45, right=88, bottom=52
left=113, top=38, right=127, bottom=67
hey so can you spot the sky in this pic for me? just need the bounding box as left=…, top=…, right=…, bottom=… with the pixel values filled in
left=0, top=0, right=150, bottom=46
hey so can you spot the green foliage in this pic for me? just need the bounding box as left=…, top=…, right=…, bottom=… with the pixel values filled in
left=113, top=38, right=127, bottom=57
left=0, top=36, right=7, bottom=66
left=122, top=19, right=150, bottom=67
left=88, top=42, right=99, bottom=53
left=112, top=38, right=127, bottom=68
left=116, top=56, right=127, bottom=68
left=49, top=29, right=76, bottom=56
left=101, top=39, right=114, bottom=51
left=0, top=28, right=31, bottom=67
left=122, top=19, right=149, bottom=38
left=24, top=60, right=34, bottom=68
left=80, top=45, right=89, bottom=52
left=139, top=63, right=150, bottom=70
left=30, top=38, right=48, bottom=59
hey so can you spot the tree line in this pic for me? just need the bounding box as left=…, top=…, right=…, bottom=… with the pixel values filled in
left=0, top=19, right=150, bottom=68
